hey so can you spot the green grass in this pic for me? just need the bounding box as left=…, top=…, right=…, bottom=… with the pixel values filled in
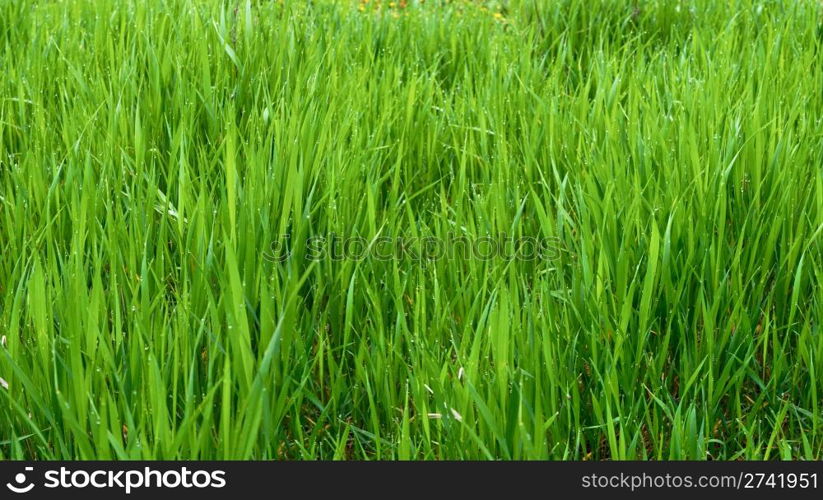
left=0, top=0, right=821, bottom=460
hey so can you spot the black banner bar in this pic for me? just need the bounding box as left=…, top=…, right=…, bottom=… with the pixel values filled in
left=0, top=461, right=821, bottom=498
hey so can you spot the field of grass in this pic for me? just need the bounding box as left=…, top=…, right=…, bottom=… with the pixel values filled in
left=0, top=0, right=821, bottom=460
